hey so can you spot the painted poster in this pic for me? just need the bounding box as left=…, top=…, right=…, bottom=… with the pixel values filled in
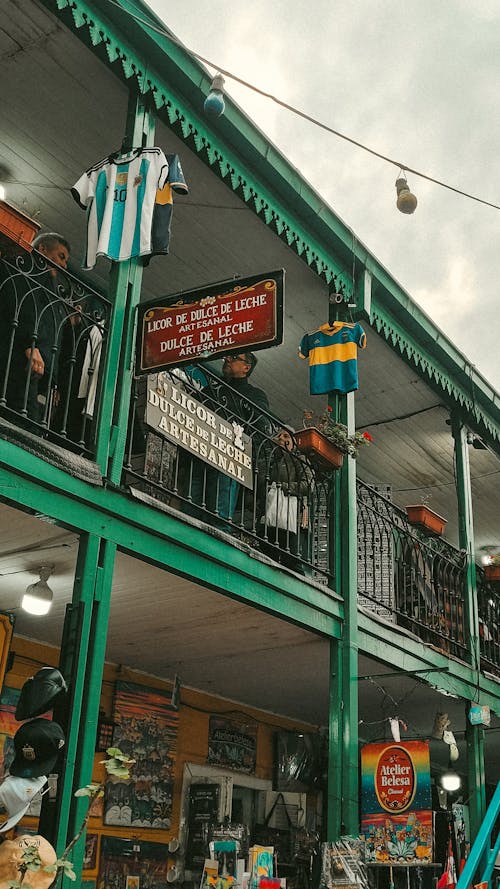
left=207, top=717, right=256, bottom=773
left=97, top=836, right=169, bottom=889
left=361, top=741, right=432, bottom=864
left=104, top=682, right=178, bottom=829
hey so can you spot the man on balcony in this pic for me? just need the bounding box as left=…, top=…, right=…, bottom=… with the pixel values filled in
left=186, top=352, right=269, bottom=526
left=0, top=232, right=70, bottom=422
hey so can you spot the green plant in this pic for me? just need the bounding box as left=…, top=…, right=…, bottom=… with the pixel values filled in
left=302, top=408, right=372, bottom=458
left=488, top=554, right=500, bottom=566
left=8, top=748, right=135, bottom=889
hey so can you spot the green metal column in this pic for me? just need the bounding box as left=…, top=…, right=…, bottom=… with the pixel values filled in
left=327, top=390, right=359, bottom=837
left=53, top=90, right=155, bottom=883
left=60, top=538, right=117, bottom=888
left=451, top=412, right=486, bottom=836
left=48, top=532, right=116, bottom=889
left=95, top=91, right=155, bottom=482
left=327, top=639, right=343, bottom=838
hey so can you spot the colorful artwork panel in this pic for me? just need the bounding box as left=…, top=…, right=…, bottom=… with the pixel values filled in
left=361, top=742, right=432, bottom=863
left=104, top=682, right=178, bottom=829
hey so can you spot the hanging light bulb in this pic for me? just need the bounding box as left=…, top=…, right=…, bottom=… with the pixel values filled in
left=395, top=174, right=418, bottom=214
left=204, top=74, right=225, bottom=118
left=22, top=565, right=54, bottom=616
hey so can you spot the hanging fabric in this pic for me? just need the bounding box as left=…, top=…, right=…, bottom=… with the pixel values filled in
left=71, top=147, right=169, bottom=268
left=298, top=321, right=366, bottom=395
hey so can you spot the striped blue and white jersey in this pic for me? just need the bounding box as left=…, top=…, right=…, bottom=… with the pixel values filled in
left=72, top=148, right=169, bottom=269
left=299, top=321, right=367, bottom=394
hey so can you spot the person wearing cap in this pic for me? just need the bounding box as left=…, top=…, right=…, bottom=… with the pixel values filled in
left=186, top=352, right=269, bottom=524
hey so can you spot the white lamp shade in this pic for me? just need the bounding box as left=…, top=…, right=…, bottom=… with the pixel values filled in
left=22, top=579, right=53, bottom=615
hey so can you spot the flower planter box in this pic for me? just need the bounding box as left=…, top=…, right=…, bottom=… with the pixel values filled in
left=294, top=427, right=344, bottom=470
left=484, top=565, right=500, bottom=583
left=0, top=199, right=41, bottom=251
left=405, top=505, right=447, bottom=537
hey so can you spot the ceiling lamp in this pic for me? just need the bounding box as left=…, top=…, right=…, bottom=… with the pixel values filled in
left=439, top=769, right=461, bottom=793
left=204, top=74, right=225, bottom=118
left=22, top=565, right=54, bottom=616
left=395, top=174, right=418, bottom=214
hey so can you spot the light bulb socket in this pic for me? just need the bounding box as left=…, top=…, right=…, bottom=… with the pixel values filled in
left=396, top=177, right=418, bottom=214
left=204, top=73, right=226, bottom=118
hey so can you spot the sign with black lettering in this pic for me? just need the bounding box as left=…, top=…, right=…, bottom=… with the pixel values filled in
left=136, top=269, right=284, bottom=374
left=145, top=374, right=253, bottom=488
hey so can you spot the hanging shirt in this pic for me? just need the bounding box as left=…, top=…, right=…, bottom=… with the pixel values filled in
left=71, top=148, right=169, bottom=269
left=299, top=321, right=367, bottom=395
left=144, top=153, right=189, bottom=265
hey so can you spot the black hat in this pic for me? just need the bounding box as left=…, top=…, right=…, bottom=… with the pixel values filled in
left=16, top=667, right=67, bottom=721
left=10, top=719, right=65, bottom=779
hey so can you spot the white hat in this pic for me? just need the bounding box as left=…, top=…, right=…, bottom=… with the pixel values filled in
left=0, top=774, right=47, bottom=833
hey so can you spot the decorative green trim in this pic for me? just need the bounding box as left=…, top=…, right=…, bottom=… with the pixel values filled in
left=48, top=0, right=351, bottom=294
left=358, top=611, right=500, bottom=711
left=370, top=301, right=500, bottom=450
left=0, top=443, right=342, bottom=637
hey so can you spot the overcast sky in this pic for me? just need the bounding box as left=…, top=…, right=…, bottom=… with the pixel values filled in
left=148, top=0, right=500, bottom=391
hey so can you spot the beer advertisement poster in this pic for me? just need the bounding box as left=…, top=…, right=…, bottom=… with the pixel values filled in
left=361, top=741, right=432, bottom=864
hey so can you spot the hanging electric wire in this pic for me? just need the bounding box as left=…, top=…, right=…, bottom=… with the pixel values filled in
left=104, top=0, right=500, bottom=211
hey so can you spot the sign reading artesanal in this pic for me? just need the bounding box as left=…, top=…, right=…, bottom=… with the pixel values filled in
left=145, top=373, right=253, bottom=489
left=136, top=269, right=284, bottom=374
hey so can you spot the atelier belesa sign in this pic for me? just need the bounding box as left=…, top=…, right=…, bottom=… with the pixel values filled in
left=361, top=741, right=432, bottom=864
left=136, top=269, right=284, bottom=374
left=145, top=374, right=253, bottom=489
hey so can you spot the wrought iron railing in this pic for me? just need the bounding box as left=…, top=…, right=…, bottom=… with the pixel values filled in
left=357, top=481, right=468, bottom=660
left=0, top=246, right=111, bottom=456
left=477, top=568, right=500, bottom=673
left=123, top=367, right=333, bottom=578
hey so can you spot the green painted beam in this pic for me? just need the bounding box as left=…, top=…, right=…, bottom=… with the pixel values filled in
left=357, top=612, right=500, bottom=710
left=0, top=450, right=342, bottom=636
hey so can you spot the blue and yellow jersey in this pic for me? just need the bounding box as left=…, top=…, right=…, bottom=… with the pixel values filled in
left=299, top=321, right=366, bottom=395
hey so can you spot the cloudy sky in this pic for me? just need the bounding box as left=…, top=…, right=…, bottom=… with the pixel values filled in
left=148, top=0, right=500, bottom=391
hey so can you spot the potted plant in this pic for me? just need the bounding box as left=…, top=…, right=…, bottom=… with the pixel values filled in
left=0, top=198, right=41, bottom=251
left=484, top=555, right=500, bottom=583
left=294, top=408, right=372, bottom=471
left=405, top=496, right=447, bottom=537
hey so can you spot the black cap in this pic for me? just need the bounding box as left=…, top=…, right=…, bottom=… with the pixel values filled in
left=16, top=667, right=67, bottom=721
left=10, top=718, right=65, bottom=778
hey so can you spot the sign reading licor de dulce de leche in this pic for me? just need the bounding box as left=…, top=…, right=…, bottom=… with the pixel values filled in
left=136, top=269, right=284, bottom=375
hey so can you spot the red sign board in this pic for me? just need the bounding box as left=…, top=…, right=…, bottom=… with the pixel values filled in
left=136, top=270, right=284, bottom=375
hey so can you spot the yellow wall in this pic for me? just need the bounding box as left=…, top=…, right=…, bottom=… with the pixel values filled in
left=4, top=636, right=318, bottom=880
